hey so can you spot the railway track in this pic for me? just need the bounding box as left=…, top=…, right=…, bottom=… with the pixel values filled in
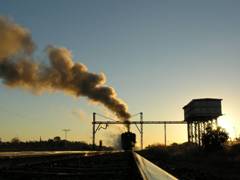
left=0, top=152, right=141, bottom=180
left=0, top=151, right=178, bottom=180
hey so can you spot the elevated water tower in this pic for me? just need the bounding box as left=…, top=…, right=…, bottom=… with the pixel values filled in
left=183, top=98, right=222, bottom=145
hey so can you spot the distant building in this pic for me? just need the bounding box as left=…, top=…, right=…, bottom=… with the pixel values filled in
left=183, top=98, right=222, bottom=122
left=183, top=98, right=222, bottom=146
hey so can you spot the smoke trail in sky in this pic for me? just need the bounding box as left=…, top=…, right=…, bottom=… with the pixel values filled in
left=0, top=16, right=130, bottom=120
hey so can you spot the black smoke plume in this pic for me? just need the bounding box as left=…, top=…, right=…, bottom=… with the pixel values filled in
left=0, top=16, right=130, bottom=120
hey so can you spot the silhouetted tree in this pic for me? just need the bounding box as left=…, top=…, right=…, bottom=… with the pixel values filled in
left=235, top=137, right=240, bottom=144
left=53, top=136, right=61, bottom=142
left=11, top=137, right=20, bottom=144
left=202, top=125, right=229, bottom=151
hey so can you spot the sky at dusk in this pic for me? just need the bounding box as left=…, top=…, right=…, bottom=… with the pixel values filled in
left=0, top=0, right=240, bottom=147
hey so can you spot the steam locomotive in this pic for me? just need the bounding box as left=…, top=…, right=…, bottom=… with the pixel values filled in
left=121, top=131, right=136, bottom=151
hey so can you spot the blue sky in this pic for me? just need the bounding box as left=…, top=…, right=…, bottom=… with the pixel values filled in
left=0, top=0, right=240, bottom=146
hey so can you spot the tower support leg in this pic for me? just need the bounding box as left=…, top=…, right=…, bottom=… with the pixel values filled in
left=194, top=122, right=197, bottom=144
left=198, top=123, right=201, bottom=145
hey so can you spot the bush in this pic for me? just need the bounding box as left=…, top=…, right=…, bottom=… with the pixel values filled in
left=202, top=125, right=229, bottom=151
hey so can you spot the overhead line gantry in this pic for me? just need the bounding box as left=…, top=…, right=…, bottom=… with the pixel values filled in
left=92, top=112, right=186, bottom=150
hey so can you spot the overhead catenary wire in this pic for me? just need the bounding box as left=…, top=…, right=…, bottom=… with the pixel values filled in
left=130, top=112, right=142, bottom=119
left=95, top=112, right=142, bottom=122
left=95, top=113, right=118, bottom=122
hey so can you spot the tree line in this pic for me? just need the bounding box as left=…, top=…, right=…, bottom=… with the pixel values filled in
left=0, top=136, right=112, bottom=151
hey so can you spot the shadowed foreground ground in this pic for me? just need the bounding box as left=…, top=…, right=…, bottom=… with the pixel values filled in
left=0, top=152, right=142, bottom=180
left=138, top=143, right=240, bottom=180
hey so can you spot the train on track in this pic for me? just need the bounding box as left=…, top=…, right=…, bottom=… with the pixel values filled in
left=121, top=131, right=136, bottom=151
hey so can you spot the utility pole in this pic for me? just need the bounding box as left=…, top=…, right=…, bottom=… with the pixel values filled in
left=164, top=122, right=166, bottom=147
left=62, top=129, right=71, bottom=140
left=92, top=112, right=96, bottom=150
left=140, top=112, right=143, bottom=150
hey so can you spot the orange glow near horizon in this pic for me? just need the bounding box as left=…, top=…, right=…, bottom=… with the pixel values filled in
left=218, top=116, right=236, bottom=140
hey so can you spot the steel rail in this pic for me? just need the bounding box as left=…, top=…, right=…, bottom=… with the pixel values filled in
left=0, top=151, right=179, bottom=180
left=133, top=152, right=178, bottom=180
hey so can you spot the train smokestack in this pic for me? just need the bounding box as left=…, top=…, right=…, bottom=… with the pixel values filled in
left=126, top=121, right=130, bottom=132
